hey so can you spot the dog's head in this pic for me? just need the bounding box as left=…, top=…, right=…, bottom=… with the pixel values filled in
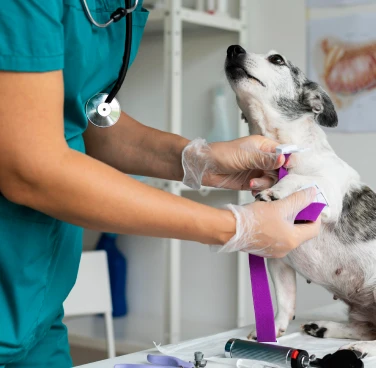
left=225, top=45, right=338, bottom=136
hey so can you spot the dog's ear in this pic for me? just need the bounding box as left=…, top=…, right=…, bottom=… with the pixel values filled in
left=302, top=82, right=338, bottom=127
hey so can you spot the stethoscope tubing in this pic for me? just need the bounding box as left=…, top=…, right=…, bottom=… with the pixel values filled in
left=106, top=0, right=133, bottom=103
left=81, top=0, right=139, bottom=126
left=80, top=0, right=138, bottom=28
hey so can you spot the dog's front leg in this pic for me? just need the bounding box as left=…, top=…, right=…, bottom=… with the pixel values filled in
left=248, top=259, right=296, bottom=340
left=255, top=174, right=315, bottom=202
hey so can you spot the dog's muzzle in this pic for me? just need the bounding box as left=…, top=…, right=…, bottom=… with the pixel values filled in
left=227, top=45, right=246, bottom=60
left=225, top=45, right=265, bottom=87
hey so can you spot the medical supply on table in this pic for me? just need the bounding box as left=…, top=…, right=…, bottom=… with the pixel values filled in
left=249, top=145, right=327, bottom=343
left=194, top=352, right=208, bottom=368
left=115, top=353, right=204, bottom=368
left=224, top=339, right=364, bottom=368
left=151, top=315, right=376, bottom=366
left=96, top=233, right=128, bottom=317
left=81, top=0, right=138, bottom=127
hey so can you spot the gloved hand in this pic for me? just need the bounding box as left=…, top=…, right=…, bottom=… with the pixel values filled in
left=182, top=136, right=286, bottom=191
left=216, top=188, right=320, bottom=258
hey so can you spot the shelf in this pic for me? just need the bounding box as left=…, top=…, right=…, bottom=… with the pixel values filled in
left=145, top=178, right=230, bottom=195
left=144, top=7, right=243, bottom=34
left=181, top=8, right=243, bottom=32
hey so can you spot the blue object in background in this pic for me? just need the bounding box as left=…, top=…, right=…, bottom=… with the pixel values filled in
left=129, top=175, right=147, bottom=182
left=96, top=233, right=127, bottom=317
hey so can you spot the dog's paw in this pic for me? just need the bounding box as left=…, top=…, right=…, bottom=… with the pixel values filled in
left=339, top=341, right=376, bottom=358
left=248, top=318, right=293, bottom=340
left=302, top=322, right=328, bottom=338
left=247, top=329, right=258, bottom=341
left=255, top=189, right=282, bottom=202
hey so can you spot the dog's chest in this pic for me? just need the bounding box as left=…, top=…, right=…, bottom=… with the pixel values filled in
left=283, top=235, right=374, bottom=304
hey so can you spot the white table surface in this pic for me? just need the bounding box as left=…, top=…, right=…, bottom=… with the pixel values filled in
left=77, top=303, right=376, bottom=368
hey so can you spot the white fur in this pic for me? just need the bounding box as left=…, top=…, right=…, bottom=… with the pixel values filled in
left=226, top=48, right=376, bottom=356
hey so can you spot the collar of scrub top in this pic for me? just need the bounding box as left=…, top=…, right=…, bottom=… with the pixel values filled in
left=114, top=354, right=195, bottom=368
left=248, top=144, right=328, bottom=343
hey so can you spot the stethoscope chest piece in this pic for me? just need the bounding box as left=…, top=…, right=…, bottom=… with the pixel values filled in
left=86, top=93, right=121, bottom=128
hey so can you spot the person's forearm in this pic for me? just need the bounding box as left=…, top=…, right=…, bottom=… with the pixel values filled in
left=2, top=147, right=234, bottom=245
left=84, top=111, right=189, bottom=181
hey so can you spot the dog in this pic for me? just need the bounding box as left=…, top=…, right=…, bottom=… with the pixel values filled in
left=225, top=45, right=376, bottom=357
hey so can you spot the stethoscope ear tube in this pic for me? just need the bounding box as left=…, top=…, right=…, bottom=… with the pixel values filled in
left=83, top=0, right=137, bottom=127
left=106, top=0, right=133, bottom=104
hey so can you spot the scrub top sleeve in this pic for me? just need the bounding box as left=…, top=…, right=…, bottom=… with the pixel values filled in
left=0, top=1, right=64, bottom=72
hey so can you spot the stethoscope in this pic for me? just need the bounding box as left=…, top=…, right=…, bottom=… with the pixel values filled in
left=81, top=0, right=139, bottom=127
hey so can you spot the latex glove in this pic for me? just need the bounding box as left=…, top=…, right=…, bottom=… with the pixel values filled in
left=215, top=188, right=320, bottom=258
left=182, top=137, right=286, bottom=191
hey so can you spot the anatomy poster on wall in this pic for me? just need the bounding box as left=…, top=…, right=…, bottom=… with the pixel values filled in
left=307, top=13, right=376, bottom=132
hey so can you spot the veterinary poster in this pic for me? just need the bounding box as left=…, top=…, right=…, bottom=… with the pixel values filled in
left=307, top=0, right=376, bottom=7
left=307, top=13, right=376, bottom=132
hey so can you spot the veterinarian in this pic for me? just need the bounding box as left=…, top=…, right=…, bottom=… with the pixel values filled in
left=0, top=2, right=320, bottom=367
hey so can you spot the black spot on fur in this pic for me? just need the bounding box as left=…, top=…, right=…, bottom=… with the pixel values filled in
left=303, top=323, right=327, bottom=338
left=335, top=186, right=376, bottom=244
left=275, top=81, right=338, bottom=128
left=255, top=193, right=267, bottom=202
left=288, top=63, right=303, bottom=88
left=316, top=328, right=328, bottom=338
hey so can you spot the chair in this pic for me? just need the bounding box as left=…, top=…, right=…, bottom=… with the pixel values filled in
left=64, top=250, right=116, bottom=358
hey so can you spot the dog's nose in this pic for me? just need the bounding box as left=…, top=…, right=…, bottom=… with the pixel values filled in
left=227, top=45, right=246, bottom=59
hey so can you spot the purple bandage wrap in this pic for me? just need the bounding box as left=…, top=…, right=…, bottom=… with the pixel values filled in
left=249, top=151, right=325, bottom=342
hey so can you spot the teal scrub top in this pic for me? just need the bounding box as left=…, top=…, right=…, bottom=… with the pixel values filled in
left=0, top=0, right=149, bottom=153
left=0, top=1, right=148, bottom=366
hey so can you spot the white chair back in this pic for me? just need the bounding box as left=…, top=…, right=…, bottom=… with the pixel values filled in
left=64, top=250, right=115, bottom=358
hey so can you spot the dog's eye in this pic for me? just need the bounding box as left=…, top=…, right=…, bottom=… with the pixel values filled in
left=268, top=54, right=286, bottom=66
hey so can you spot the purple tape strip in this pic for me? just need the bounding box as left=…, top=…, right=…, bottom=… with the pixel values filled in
left=295, top=202, right=326, bottom=222
left=114, top=355, right=194, bottom=368
left=278, top=153, right=291, bottom=181
left=248, top=254, right=276, bottom=342
left=249, top=152, right=325, bottom=343
left=148, top=355, right=194, bottom=368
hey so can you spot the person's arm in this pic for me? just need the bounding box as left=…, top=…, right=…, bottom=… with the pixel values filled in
left=0, top=71, right=320, bottom=258
left=0, top=70, right=234, bottom=245
left=84, top=112, right=286, bottom=192
left=84, top=112, right=189, bottom=181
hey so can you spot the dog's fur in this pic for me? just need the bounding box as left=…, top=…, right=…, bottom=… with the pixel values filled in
left=225, top=45, right=376, bottom=357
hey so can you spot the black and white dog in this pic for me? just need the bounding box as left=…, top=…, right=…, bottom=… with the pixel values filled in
left=225, top=45, right=376, bottom=357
